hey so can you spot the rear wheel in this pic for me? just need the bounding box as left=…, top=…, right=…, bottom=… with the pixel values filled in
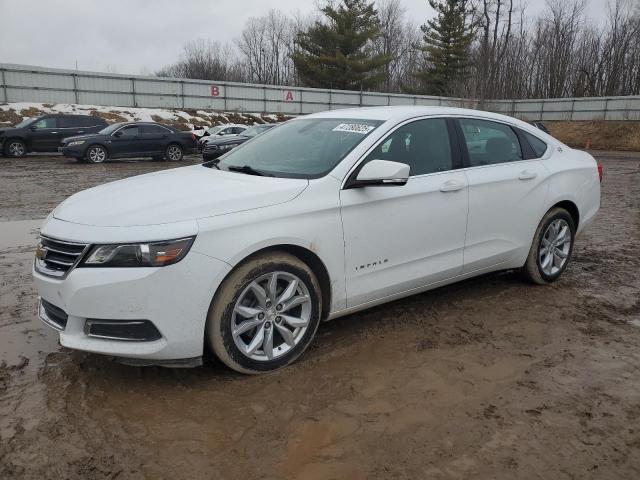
left=206, top=252, right=322, bottom=374
left=85, top=145, right=107, bottom=163
left=165, top=144, right=183, bottom=161
left=522, top=208, right=575, bottom=284
left=5, top=139, right=26, bottom=157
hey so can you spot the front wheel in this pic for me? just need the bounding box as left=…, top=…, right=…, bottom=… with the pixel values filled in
left=206, top=252, right=322, bottom=374
left=165, top=144, right=183, bottom=161
left=522, top=207, right=575, bottom=284
left=5, top=139, right=26, bottom=157
left=85, top=145, right=107, bottom=163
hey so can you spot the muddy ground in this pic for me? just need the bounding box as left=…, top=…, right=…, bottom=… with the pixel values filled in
left=0, top=152, right=639, bottom=479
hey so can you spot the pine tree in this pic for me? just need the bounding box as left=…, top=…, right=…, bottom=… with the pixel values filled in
left=292, top=0, right=391, bottom=91
left=416, top=0, right=475, bottom=96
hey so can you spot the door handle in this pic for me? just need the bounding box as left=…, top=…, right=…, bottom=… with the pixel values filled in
left=51, top=131, right=58, bottom=134
left=440, top=180, right=465, bottom=192
left=518, top=170, right=537, bottom=180
left=77, top=130, right=84, bottom=134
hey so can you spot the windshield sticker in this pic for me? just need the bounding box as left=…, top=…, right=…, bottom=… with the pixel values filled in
left=333, top=123, right=375, bottom=135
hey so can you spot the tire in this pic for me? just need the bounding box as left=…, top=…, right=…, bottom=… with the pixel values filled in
left=85, top=145, right=107, bottom=163
left=165, top=144, right=183, bottom=161
left=5, top=139, right=26, bottom=157
left=206, top=251, right=322, bottom=374
left=521, top=207, right=575, bottom=285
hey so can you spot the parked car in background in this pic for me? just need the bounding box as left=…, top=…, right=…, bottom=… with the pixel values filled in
left=0, top=114, right=108, bottom=157
left=198, top=124, right=248, bottom=149
left=530, top=121, right=550, bottom=134
left=34, top=106, right=600, bottom=373
left=202, top=123, right=277, bottom=160
left=59, top=122, right=198, bottom=163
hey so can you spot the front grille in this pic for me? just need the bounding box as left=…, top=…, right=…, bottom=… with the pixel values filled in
left=39, top=299, right=68, bottom=330
left=35, top=236, right=89, bottom=278
left=203, top=144, right=219, bottom=152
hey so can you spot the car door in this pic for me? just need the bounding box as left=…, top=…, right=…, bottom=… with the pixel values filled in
left=59, top=116, right=90, bottom=141
left=110, top=125, right=143, bottom=157
left=455, top=117, right=550, bottom=273
left=340, top=117, right=469, bottom=308
left=139, top=124, right=171, bottom=154
left=28, top=117, right=61, bottom=151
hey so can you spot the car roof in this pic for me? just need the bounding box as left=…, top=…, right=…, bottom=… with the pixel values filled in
left=210, top=123, right=247, bottom=128
left=304, top=105, right=535, bottom=130
left=44, top=113, right=106, bottom=119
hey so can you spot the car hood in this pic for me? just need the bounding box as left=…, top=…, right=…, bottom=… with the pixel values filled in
left=61, top=133, right=105, bottom=143
left=53, top=165, right=309, bottom=227
left=205, top=136, right=248, bottom=147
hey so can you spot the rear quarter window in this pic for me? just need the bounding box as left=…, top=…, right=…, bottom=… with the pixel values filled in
left=523, top=132, right=548, bottom=158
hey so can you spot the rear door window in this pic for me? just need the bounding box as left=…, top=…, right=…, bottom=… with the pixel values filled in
left=459, top=118, right=523, bottom=166
left=142, top=124, right=171, bottom=134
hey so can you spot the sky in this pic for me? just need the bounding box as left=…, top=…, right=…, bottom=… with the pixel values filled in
left=0, top=0, right=606, bottom=76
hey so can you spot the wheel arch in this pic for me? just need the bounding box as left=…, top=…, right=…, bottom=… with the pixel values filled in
left=221, top=243, right=332, bottom=321
left=549, top=199, right=580, bottom=230
left=167, top=141, right=184, bottom=150
left=3, top=136, right=28, bottom=154
left=86, top=142, right=110, bottom=155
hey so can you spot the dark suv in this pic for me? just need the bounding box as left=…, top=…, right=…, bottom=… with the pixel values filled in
left=0, top=114, right=108, bottom=157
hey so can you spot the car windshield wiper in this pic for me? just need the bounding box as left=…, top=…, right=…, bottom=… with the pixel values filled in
left=203, top=159, right=221, bottom=169
left=226, top=165, right=273, bottom=177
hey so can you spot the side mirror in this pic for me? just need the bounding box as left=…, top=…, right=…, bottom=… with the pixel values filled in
left=217, top=132, right=225, bottom=136
left=352, top=160, right=409, bottom=187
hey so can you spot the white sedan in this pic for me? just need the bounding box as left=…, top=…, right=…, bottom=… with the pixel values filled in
left=33, top=107, right=601, bottom=373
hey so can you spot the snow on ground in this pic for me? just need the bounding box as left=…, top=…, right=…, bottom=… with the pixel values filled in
left=0, top=102, right=290, bottom=130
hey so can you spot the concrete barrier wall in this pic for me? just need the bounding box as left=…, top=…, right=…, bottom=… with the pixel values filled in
left=2, top=63, right=639, bottom=121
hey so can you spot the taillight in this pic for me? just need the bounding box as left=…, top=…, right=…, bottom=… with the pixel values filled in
left=597, top=163, right=603, bottom=182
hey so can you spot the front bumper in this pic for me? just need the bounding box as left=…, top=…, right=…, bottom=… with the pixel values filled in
left=59, top=145, right=85, bottom=157
left=33, top=248, right=232, bottom=362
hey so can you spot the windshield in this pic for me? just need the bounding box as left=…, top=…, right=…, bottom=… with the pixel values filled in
left=99, top=122, right=125, bottom=134
left=216, top=118, right=382, bottom=178
left=243, top=124, right=273, bottom=138
left=13, top=117, right=36, bottom=128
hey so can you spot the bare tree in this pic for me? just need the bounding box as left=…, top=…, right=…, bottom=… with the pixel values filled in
left=153, top=0, right=640, bottom=99
left=236, top=10, right=297, bottom=85
left=156, top=39, right=245, bottom=82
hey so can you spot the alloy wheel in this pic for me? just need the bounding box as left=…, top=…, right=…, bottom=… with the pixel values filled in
left=539, top=218, right=571, bottom=276
left=8, top=141, right=25, bottom=157
left=167, top=145, right=182, bottom=161
left=231, top=271, right=312, bottom=361
left=88, top=146, right=106, bottom=163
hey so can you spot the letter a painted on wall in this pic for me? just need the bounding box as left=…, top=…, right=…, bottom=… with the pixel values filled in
left=285, top=90, right=294, bottom=101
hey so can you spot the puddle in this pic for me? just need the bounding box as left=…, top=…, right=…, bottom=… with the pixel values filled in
left=0, top=218, right=55, bottom=368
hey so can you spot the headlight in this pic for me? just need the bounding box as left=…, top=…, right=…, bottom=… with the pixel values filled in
left=80, top=237, right=195, bottom=268
left=67, top=140, right=85, bottom=146
left=218, top=144, right=234, bottom=151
